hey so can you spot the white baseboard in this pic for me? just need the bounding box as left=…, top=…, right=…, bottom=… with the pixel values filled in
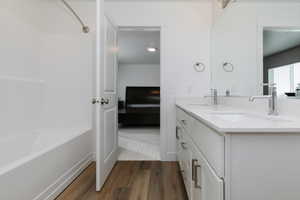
left=165, top=152, right=177, bottom=161
left=92, top=152, right=96, bottom=161
left=33, top=152, right=94, bottom=200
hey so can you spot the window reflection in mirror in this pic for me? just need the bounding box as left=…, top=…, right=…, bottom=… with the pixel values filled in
left=263, top=28, right=300, bottom=96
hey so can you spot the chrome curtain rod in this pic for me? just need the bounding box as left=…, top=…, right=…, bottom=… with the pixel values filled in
left=220, top=0, right=231, bottom=9
left=60, top=0, right=90, bottom=33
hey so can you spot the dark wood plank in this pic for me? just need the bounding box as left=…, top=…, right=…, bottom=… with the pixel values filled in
left=56, top=161, right=188, bottom=200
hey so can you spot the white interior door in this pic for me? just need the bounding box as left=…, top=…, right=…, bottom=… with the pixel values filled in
left=95, top=14, right=118, bottom=191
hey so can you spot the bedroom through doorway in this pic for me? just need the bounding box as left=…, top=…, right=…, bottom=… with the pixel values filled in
left=117, top=27, right=161, bottom=160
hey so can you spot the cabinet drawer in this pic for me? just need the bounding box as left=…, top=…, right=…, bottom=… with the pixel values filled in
left=190, top=119, right=225, bottom=178
left=192, top=141, right=224, bottom=200
left=176, top=107, right=192, bottom=132
left=181, top=133, right=194, bottom=200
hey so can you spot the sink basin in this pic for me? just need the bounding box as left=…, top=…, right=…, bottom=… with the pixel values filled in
left=188, top=103, right=211, bottom=107
left=210, top=112, right=246, bottom=122
left=210, top=111, right=293, bottom=123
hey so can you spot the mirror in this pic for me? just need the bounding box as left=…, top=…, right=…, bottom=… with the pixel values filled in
left=263, top=28, right=300, bottom=96
left=210, top=1, right=300, bottom=97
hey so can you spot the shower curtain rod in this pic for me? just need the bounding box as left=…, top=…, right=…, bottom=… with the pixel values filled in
left=60, top=0, right=90, bottom=33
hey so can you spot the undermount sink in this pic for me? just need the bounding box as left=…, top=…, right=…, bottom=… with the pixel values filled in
left=209, top=112, right=293, bottom=123
left=188, top=103, right=211, bottom=107
left=210, top=112, right=246, bottom=122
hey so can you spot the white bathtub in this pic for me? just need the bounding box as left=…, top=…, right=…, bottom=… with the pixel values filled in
left=0, top=127, right=94, bottom=200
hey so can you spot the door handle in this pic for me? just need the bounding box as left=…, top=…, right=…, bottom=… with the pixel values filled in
left=92, top=98, right=100, bottom=104
left=92, top=98, right=109, bottom=105
left=100, top=98, right=109, bottom=105
left=176, top=126, right=180, bottom=140
left=181, top=142, right=187, bottom=150
left=192, top=159, right=198, bottom=181
left=194, top=164, right=202, bottom=189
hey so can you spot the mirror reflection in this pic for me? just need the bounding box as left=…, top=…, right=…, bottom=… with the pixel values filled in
left=263, top=28, right=300, bottom=97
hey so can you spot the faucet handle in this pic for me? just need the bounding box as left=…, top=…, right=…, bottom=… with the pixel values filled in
left=262, top=83, right=276, bottom=87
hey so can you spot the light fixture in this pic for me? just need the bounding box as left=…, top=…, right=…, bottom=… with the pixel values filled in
left=147, top=47, right=157, bottom=52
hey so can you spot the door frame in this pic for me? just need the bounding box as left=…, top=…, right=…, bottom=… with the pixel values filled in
left=95, top=7, right=119, bottom=190
left=95, top=0, right=105, bottom=191
left=95, top=1, right=169, bottom=188
left=116, top=26, right=167, bottom=161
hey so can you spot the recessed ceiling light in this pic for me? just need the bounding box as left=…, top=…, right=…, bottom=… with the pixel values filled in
left=147, top=47, right=157, bottom=52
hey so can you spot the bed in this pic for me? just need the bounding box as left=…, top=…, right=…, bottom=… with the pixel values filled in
left=118, top=87, right=160, bottom=126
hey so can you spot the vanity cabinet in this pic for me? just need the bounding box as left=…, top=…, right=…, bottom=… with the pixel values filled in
left=176, top=105, right=300, bottom=200
left=176, top=108, right=224, bottom=200
left=176, top=121, right=193, bottom=199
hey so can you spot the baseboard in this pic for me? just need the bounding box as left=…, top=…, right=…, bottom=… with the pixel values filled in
left=33, top=152, right=94, bottom=200
left=164, top=152, right=177, bottom=161
left=92, top=152, right=96, bottom=161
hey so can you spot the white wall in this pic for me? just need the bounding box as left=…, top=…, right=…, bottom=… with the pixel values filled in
left=211, top=1, right=300, bottom=96
left=0, top=0, right=96, bottom=148
left=106, top=1, right=212, bottom=160
left=0, top=0, right=44, bottom=135
left=39, top=1, right=96, bottom=129
left=118, top=64, right=160, bottom=101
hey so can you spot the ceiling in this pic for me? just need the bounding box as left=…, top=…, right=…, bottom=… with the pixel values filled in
left=118, top=30, right=160, bottom=65
left=263, top=30, right=300, bottom=57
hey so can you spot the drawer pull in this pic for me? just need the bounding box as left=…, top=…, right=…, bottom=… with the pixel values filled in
left=176, top=126, right=180, bottom=140
left=192, top=159, right=198, bottom=181
left=194, top=164, right=202, bottom=189
left=181, top=142, right=187, bottom=149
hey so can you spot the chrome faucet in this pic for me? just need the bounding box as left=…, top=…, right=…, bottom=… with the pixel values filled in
left=204, top=89, right=218, bottom=105
left=212, top=89, right=218, bottom=105
left=207, top=88, right=218, bottom=105
left=249, top=84, right=278, bottom=115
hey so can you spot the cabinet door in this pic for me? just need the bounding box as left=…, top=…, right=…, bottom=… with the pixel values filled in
left=179, top=127, right=193, bottom=199
left=182, top=140, right=193, bottom=199
left=192, top=144, right=224, bottom=200
left=176, top=122, right=184, bottom=170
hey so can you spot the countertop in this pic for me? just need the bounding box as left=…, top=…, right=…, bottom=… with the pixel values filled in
left=176, top=101, right=300, bottom=134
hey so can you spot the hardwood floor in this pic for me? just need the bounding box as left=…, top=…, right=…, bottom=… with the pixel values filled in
left=56, top=161, right=188, bottom=200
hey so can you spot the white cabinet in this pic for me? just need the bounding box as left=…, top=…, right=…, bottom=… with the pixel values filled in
left=177, top=108, right=224, bottom=200
left=176, top=121, right=193, bottom=199
left=177, top=106, right=300, bottom=200
left=190, top=118, right=225, bottom=177
left=191, top=141, right=224, bottom=200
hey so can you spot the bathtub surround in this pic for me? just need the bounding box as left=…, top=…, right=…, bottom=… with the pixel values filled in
left=0, top=0, right=96, bottom=200
left=0, top=129, right=93, bottom=200
left=1, top=0, right=96, bottom=132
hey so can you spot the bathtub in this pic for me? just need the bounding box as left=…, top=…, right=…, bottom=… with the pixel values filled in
left=0, top=127, right=94, bottom=200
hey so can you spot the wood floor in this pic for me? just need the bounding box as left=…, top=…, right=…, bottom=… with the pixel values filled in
left=56, top=161, right=188, bottom=200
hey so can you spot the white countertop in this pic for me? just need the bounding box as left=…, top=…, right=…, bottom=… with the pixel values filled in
left=176, top=101, right=300, bottom=134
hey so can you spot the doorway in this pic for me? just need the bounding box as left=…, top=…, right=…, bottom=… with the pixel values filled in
left=117, top=27, right=161, bottom=160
